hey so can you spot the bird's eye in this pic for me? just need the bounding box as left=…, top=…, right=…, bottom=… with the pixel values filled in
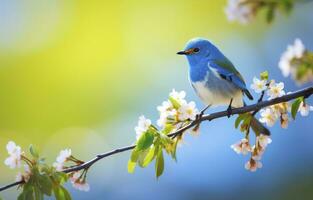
left=193, top=48, right=200, bottom=53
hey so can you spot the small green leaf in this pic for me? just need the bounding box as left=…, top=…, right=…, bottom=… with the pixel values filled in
left=171, top=137, right=180, bottom=161
left=155, top=148, right=164, bottom=178
left=29, top=145, right=39, bottom=159
left=38, top=174, right=53, bottom=196
left=52, top=172, right=68, bottom=184
left=128, top=160, right=137, bottom=173
left=33, top=187, right=44, bottom=200
left=142, top=146, right=157, bottom=167
left=54, top=186, right=72, bottom=200
left=291, top=97, right=304, bottom=119
left=130, top=149, right=139, bottom=163
left=235, top=113, right=250, bottom=128
left=169, top=97, right=180, bottom=109
left=163, top=124, right=175, bottom=135
left=260, top=71, right=269, bottom=81
left=136, top=130, right=154, bottom=151
left=18, top=183, right=35, bottom=200
left=137, top=149, right=149, bottom=168
left=128, top=148, right=140, bottom=173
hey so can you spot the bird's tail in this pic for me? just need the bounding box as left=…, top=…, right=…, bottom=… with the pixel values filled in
left=250, top=116, right=270, bottom=136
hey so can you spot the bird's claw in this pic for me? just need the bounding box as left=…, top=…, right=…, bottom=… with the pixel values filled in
left=196, top=104, right=211, bottom=120
left=227, top=106, right=232, bottom=118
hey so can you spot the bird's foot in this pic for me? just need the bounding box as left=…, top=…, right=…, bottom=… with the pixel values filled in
left=227, top=106, right=232, bottom=118
left=226, top=98, right=233, bottom=118
left=193, top=104, right=211, bottom=132
left=196, top=104, right=211, bottom=120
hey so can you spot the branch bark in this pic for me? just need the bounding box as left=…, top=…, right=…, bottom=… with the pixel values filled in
left=1, top=86, right=312, bottom=192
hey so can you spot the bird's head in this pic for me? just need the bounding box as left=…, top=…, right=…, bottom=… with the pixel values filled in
left=177, top=38, right=221, bottom=66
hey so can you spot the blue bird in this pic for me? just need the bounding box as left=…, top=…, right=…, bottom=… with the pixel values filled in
left=178, top=38, right=270, bottom=135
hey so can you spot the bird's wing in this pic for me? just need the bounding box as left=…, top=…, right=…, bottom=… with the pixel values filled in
left=209, top=59, right=254, bottom=100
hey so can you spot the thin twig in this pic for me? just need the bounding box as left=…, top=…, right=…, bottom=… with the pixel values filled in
left=0, top=86, right=312, bottom=192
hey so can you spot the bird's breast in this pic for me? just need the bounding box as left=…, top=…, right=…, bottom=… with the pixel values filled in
left=191, top=70, right=243, bottom=107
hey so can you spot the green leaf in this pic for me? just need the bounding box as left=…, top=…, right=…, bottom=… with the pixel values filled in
left=163, top=124, right=175, bottom=135
left=52, top=172, right=68, bottom=184
left=260, top=71, right=269, bottom=80
left=142, top=146, right=157, bottom=167
left=53, top=186, right=72, bottom=200
left=171, top=137, right=180, bottom=161
left=33, top=187, right=44, bottom=200
left=291, top=97, right=304, bottom=119
left=18, top=183, right=35, bottom=200
left=137, top=149, right=149, bottom=168
left=127, top=160, right=136, bottom=173
left=128, top=149, right=140, bottom=173
left=38, top=174, right=53, bottom=196
left=136, top=130, right=154, bottom=151
left=130, top=149, right=139, bottom=163
left=235, top=113, right=249, bottom=129
left=29, top=144, right=39, bottom=159
left=155, top=148, right=164, bottom=178
left=169, top=96, right=180, bottom=109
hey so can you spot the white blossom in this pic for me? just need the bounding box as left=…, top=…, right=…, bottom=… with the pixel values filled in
left=4, top=141, right=22, bottom=169
left=279, top=38, right=306, bottom=77
left=169, top=89, right=186, bottom=104
left=267, top=81, right=285, bottom=99
left=53, top=149, right=72, bottom=171
left=256, top=135, right=272, bottom=149
left=224, top=0, right=255, bottom=24
left=293, top=39, right=306, bottom=58
left=251, top=145, right=263, bottom=161
left=231, top=138, right=252, bottom=155
left=250, top=77, right=267, bottom=93
left=157, top=101, right=176, bottom=128
left=259, top=108, right=278, bottom=127
left=245, top=158, right=262, bottom=172
left=299, top=102, right=313, bottom=116
left=270, top=102, right=290, bottom=117
left=135, top=115, right=151, bottom=140
left=177, top=101, right=199, bottom=121
left=157, top=101, right=172, bottom=113
left=70, top=171, right=90, bottom=192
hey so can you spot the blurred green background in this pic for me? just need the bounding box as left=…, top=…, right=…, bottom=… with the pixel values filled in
left=0, top=0, right=313, bottom=199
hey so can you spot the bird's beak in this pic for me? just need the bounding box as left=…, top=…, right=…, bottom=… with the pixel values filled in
left=177, top=50, right=187, bottom=55
left=177, top=49, right=193, bottom=55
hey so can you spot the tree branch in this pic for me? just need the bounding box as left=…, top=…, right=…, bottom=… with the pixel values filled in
left=1, top=86, right=312, bottom=192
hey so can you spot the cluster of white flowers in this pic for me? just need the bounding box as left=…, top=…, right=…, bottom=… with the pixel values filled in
left=231, top=135, right=272, bottom=172
left=251, top=77, right=312, bottom=128
left=53, top=149, right=72, bottom=171
left=70, top=171, right=90, bottom=192
left=225, top=0, right=255, bottom=24
left=245, top=135, right=272, bottom=172
left=279, top=38, right=313, bottom=84
left=134, top=89, right=199, bottom=139
left=157, top=89, right=199, bottom=128
left=4, top=141, right=33, bottom=182
left=4, top=141, right=22, bottom=169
